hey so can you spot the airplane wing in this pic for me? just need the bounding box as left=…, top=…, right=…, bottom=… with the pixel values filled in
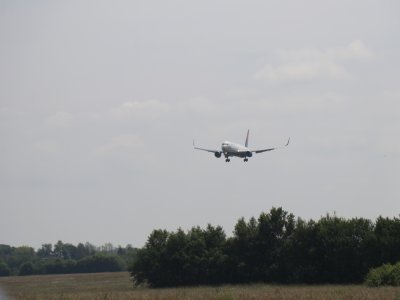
left=251, top=138, right=290, bottom=154
left=193, top=140, right=220, bottom=153
left=252, top=148, right=275, bottom=153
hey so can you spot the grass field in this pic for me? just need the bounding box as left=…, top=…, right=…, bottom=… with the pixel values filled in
left=1, top=272, right=400, bottom=300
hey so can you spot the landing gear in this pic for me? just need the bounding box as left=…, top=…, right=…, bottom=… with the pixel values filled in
left=224, top=153, right=230, bottom=162
left=244, top=158, right=248, bottom=162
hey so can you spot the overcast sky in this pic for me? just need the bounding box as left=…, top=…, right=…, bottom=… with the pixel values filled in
left=1, top=0, right=399, bottom=249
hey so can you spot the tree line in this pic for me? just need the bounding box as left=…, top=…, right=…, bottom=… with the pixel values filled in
left=0, top=241, right=137, bottom=276
left=130, top=207, right=400, bottom=287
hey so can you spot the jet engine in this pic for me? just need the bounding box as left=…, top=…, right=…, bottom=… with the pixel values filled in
left=246, top=151, right=253, bottom=157
left=214, top=152, right=222, bottom=158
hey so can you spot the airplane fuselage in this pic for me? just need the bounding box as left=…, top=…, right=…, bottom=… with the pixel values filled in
left=221, top=141, right=253, bottom=158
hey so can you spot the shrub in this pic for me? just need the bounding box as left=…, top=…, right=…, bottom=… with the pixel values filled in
left=365, top=262, right=400, bottom=286
left=391, top=263, right=400, bottom=286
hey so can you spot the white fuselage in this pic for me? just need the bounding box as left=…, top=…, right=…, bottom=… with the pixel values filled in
left=221, top=141, right=251, bottom=157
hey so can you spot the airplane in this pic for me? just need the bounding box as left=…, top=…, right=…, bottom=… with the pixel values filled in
left=193, top=130, right=290, bottom=162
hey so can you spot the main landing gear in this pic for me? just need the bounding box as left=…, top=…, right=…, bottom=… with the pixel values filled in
left=225, top=158, right=231, bottom=162
left=244, top=158, right=248, bottom=162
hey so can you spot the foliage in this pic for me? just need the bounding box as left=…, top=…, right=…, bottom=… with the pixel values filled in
left=0, top=260, right=11, bottom=276
left=0, top=242, right=137, bottom=276
left=2, top=206, right=400, bottom=285
left=131, top=225, right=228, bottom=287
left=130, top=207, right=400, bottom=287
left=19, top=262, right=35, bottom=276
left=76, top=254, right=126, bottom=273
left=43, top=259, right=77, bottom=274
left=365, top=262, right=400, bottom=286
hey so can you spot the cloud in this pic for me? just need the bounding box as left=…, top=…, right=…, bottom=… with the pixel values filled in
left=376, top=128, right=400, bottom=156
left=278, top=40, right=374, bottom=61
left=95, top=134, right=144, bottom=157
left=177, top=97, right=219, bottom=114
left=255, top=40, right=374, bottom=82
left=45, top=111, right=75, bottom=129
left=0, top=106, right=9, bottom=114
left=33, top=140, right=58, bottom=154
left=111, top=100, right=170, bottom=120
left=327, top=40, right=374, bottom=60
left=255, top=60, right=351, bottom=82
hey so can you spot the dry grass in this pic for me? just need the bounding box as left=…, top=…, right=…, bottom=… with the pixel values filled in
left=1, top=272, right=400, bottom=299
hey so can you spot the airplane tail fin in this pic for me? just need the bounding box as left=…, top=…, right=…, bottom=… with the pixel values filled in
left=245, top=129, right=250, bottom=147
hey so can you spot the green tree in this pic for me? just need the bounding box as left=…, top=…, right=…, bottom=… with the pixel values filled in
left=131, top=229, right=169, bottom=286
left=313, top=215, right=376, bottom=283
left=0, top=261, right=11, bottom=276
left=37, top=244, right=52, bottom=258
left=227, top=216, right=258, bottom=282
left=280, top=218, right=321, bottom=283
left=53, top=240, right=65, bottom=258
left=19, top=262, right=34, bottom=276
left=10, top=246, right=36, bottom=274
left=44, top=259, right=76, bottom=274
left=76, top=254, right=125, bottom=273
left=253, top=207, right=295, bottom=282
left=75, top=243, right=90, bottom=259
left=0, top=244, right=13, bottom=261
left=375, top=216, right=400, bottom=264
